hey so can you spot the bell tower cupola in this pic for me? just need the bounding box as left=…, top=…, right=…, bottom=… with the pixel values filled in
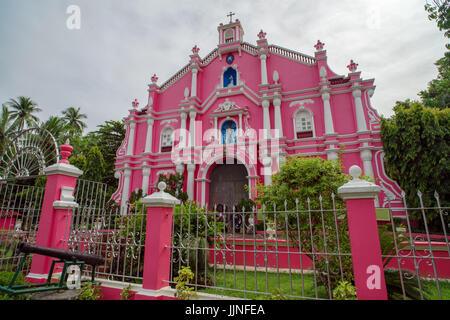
left=218, top=12, right=244, bottom=45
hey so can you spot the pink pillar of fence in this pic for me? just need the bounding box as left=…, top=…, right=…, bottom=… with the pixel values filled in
left=135, top=181, right=180, bottom=300
left=338, top=165, right=388, bottom=300
left=26, top=141, right=82, bottom=283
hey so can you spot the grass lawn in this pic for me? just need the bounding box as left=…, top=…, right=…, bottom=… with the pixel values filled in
left=421, top=279, right=450, bottom=300
left=198, top=269, right=330, bottom=300
left=197, top=269, right=450, bottom=300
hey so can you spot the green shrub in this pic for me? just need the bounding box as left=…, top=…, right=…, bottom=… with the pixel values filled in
left=76, top=282, right=103, bottom=300
left=120, top=285, right=134, bottom=300
left=332, top=280, right=357, bottom=300
left=174, top=266, right=198, bottom=300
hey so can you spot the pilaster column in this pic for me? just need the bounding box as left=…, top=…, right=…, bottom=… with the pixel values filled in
left=200, top=179, right=210, bottom=208
left=142, top=166, right=151, bottom=196
left=262, top=99, right=271, bottom=139
left=189, top=111, right=197, bottom=147
left=121, top=168, right=132, bottom=215
left=327, top=150, right=339, bottom=161
left=238, top=113, right=243, bottom=136
left=144, top=118, right=154, bottom=153
left=186, top=163, right=195, bottom=200
left=126, top=121, right=136, bottom=156
left=180, top=111, right=188, bottom=148
left=191, top=67, right=198, bottom=98
left=352, top=88, right=367, bottom=132
left=321, top=91, right=335, bottom=134
left=273, top=97, right=283, bottom=137
left=360, top=149, right=374, bottom=178
left=262, top=156, right=272, bottom=186
left=213, top=116, right=219, bottom=140
left=176, top=163, right=185, bottom=175
left=259, top=54, right=268, bottom=85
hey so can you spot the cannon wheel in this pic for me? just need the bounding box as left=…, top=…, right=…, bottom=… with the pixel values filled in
left=0, top=127, right=59, bottom=179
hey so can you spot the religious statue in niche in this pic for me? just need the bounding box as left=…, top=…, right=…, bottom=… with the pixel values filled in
left=222, top=120, right=237, bottom=144
left=223, top=67, right=237, bottom=87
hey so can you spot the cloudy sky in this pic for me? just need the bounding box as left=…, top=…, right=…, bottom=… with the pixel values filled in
left=0, top=0, right=446, bottom=132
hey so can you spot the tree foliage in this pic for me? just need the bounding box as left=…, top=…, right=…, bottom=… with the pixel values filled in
left=84, top=145, right=106, bottom=182
left=92, top=120, right=126, bottom=187
left=425, top=0, right=450, bottom=38
left=420, top=0, right=450, bottom=110
left=67, top=120, right=125, bottom=197
left=380, top=101, right=449, bottom=228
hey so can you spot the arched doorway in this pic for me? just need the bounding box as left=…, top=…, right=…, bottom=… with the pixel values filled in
left=209, top=163, right=248, bottom=211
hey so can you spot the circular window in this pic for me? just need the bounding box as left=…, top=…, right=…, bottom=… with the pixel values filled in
left=226, top=54, right=234, bottom=64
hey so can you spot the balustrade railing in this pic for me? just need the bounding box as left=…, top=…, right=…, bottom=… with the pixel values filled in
left=268, top=44, right=316, bottom=65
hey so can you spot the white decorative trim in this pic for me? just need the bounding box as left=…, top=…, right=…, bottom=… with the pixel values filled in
left=338, top=165, right=380, bottom=200
left=136, top=286, right=175, bottom=298
left=44, top=162, right=83, bottom=178
left=156, top=169, right=176, bottom=177
left=352, top=87, right=368, bottom=132
left=160, top=118, right=179, bottom=126
left=215, top=99, right=239, bottom=112
left=97, top=279, right=142, bottom=292
left=60, top=186, right=75, bottom=202
left=53, top=186, right=79, bottom=210
left=53, top=200, right=78, bottom=210
left=141, top=182, right=180, bottom=207
left=374, top=150, right=403, bottom=207
left=289, top=99, right=314, bottom=108
left=26, top=273, right=49, bottom=280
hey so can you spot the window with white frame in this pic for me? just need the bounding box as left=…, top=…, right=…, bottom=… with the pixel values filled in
left=160, top=127, right=174, bottom=152
left=294, top=110, right=314, bottom=139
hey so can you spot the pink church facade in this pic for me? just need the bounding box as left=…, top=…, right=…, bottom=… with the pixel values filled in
left=112, top=18, right=403, bottom=213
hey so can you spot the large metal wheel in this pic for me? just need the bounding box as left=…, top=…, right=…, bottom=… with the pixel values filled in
left=0, top=127, right=59, bottom=179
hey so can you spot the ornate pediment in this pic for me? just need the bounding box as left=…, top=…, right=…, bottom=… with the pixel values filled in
left=213, top=99, right=241, bottom=113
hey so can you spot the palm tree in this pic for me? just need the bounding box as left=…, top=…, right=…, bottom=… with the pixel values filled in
left=0, top=105, right=15, bottom=153
left=40, top=116, right=70, bottom=145
left=5, top=96, right=42, bottom=131
left=62, top=107, right=88, bottom=136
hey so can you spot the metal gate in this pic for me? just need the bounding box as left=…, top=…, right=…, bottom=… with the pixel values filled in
left=0, top=176, right=46, bottom=275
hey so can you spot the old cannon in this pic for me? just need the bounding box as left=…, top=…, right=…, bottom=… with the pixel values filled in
left=0, top=243, right=104, bottom=295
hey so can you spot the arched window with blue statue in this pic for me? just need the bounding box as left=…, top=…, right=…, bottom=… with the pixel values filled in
left=221, top=120, right=237, bottom=144
left=223, top=67, right=237, bottom=88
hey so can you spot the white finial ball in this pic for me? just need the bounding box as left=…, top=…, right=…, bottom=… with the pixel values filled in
left=158, top=181, right=167, bottom=192
left=349, top=165, right=362, bottom=180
